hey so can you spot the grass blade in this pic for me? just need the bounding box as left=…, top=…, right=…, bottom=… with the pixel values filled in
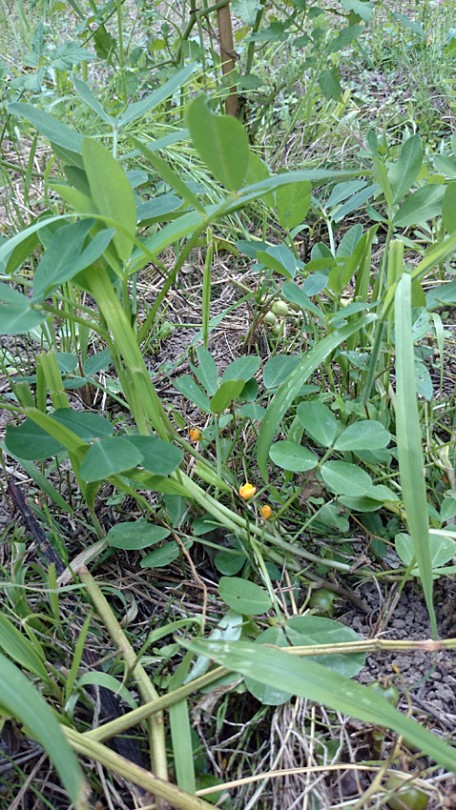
left=182, top=639, right=456, bottom=773
left=0, top=653, right=89, bottom=807
left=394, top=271, right=437, bottom=636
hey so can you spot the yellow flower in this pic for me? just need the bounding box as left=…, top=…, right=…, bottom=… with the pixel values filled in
left=260, top=504, right=272, bottom=520
left=189, top=428, right=203, bottom=442
left=238, top=482, right=257, bottom=500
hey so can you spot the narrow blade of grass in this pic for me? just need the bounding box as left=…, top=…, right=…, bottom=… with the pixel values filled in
left=395, top=271, right=437, bottom=636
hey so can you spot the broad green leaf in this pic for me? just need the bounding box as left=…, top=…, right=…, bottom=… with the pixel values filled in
left=173, top=375, right=211, bottom=413
left=0, top=290, right=46, bottom=334
left=106, top=521, right=170, bottom=550
left=257, top=316, right=375, bottom=480
left=340, top=0, right=373, bottom=21
left=5, top=420, right=66, bottom=460
left=388, top=135, right=423, bottom=205
left=284, top=616, right=365, bottom=677
left=181, top=639, right=456, bottom=774
left=393, top=184, right=445, bottom=228
left=194, top=347, right=219, bottom=395
left=218, top=577, right=272, bottom=615
left=52, top=409, right=114, bottom=440
left=132, top=137, right=205, bottom=215
left=338, top=495, right=382, bottom=512
left=395, top=272, right=436, bottom=633
left=0, top=654, right=88, bottom=808
left=318, top=68, right=342, bottom=101
left=244, top=152, right=273, bottom=207
left=222, top=356, right=261, bottom=383
left=263, top=355, right=301, bottom=389
left=32, top=221, right=114, bottom=301
left=276, top=181, right=311, bottom=230
left=8, top=103, right=84, bottom=167
left=256, top=244, right=297, bottom=279
left=0, top=614, right=50, bottom=683
left=118, top=64, right=196, bottom=126
left=186, top=96, right=250, bottom=191
left=395, top=532, right=456, bottom=571
left=269, top=441, right=318, bottom=472
left=333, top=420, right=391, bottom=451
left=214, top=549, right=246, bottom=575
left=125, top=435, right=183, bottom=474
left=320, top=461, right=373, bottom=496
left=297, top=401, right=339, bottom=447
left=79, top=437, right=143, bottom=482
left=244, top=627, right=292, bottom=705
left=73, top=78, right=113, bottom=123
left=231, top=0, right=261, bottom=24
left=281, top=281, right=323, bottom=318
left=331, top=183, right=379, bottom=223
left=140, top=541, right=181, bottom=568
left=210, top=380, right=245, bottom=414
left=434, top=153, right=456, bottom=177
left=82, top=138, right=136, bottom=263
left=442, top=181, right=456, bottom=233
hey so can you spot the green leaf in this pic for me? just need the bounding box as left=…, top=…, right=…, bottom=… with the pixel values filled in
left=32, top=221, right=114, bottom=301
left=318, top=68, right=342, bottom=101
left=0, top=614, right=50, bottom=683
left=284, top=616, right=366, bottom=677
left=186, top=96, right=250, bottom=191
left=281, top=281, right=323, bottom=318
left=340, top=0, right=373, bottom=22
left=79, top=437, right=143, bottom=482
left=173, top=375, right=211, bottom=413
left=263, top=356, right=301, bottom=389
left=443, top=181, right=456, bottom=233
left=269, top=441, right=318, bottom=472
left=395, top=271, right=436, bottom=633
left=0, top=289, right=46, bottom=334
left=210, top=380, right=245, bottom=414
left=395, top=532, right=456, bottom=571
left=320, top=461, right=373, bottom=496
left=0, top=654, right=88, bottom=808
left=297, top=401, right=339, bottom=447
left=52, top=409, right=114, bottom=440
left=82, top=138, right=137, bottom=263
left=106, top=521, right=170, bottom=550
left=73, top=78, right=113, bottom=124
left=125, top=435, right=183, bottom=474
left=333, top=420, right=390, bottom=451
left=257, top=316, right=374, bottom=480
left=118, top=64, right=196, bottom=126
left=140, top=541, right=181, bottom=568
left=194, top=347, right=219, bottom=395
left=256, top=244, right=298, bottom=279
left=393, top=184, right=445, bottom=228
left=388, top=135, right=423, bottom=205
left=276, top=181, right=311, bottom=230
left=231, top=0, right=261, bottom=24
left=8, top=103, right=84, bottom=167
left=218, top=577, right=272, bottom=615
left=5, top=420, right=66, bottom=460
left=244, top=627, right=292, bottom=705
left=222, top=356, right=261, bottom=383
left=180, top=639, right=456, bottom=774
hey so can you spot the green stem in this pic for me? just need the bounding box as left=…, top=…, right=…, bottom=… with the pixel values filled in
left=78, top=567, right=168, bottom=785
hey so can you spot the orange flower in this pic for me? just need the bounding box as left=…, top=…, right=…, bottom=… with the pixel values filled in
left=189, top=428, right=203, bottom=442
left=238, top=482, right=257, bottom=500
left=260, top=504, right=272, bottom=520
